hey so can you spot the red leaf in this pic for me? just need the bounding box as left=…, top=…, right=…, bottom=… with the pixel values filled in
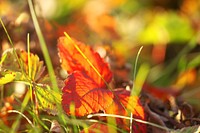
left=105, top=89, right=146, bottom=133
left=58, top=34, right=146, bottom=132
left=58, top=36, right=112, bottom=87
left=62, top=71, right=114, bottom=116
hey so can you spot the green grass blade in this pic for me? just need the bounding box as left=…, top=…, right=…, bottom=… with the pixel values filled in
left=27, top=0, right=66, bottom=124
left=10, top=89, right=31, bottom=133
left=133, top=46, right=143, bottom=81
left=0, top=18, right=26, bottom=77
left=27, top=0, right=59, bottom=92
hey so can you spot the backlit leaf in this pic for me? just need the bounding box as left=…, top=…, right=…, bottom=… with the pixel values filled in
left=35, top=85, right=61, bottom=115
left=35, top=75, right=63, bottom=115
left=62, top=71, right=113, bottom=116
left=58, top=36, right=112, bottom=88
left=58, top=34, right=146, bottom=132
left=0, top=48, right=61, bottom=115
left=105, top=89, right=146, bottom=133
left=0, top=71, right=16, bottom=85
left=0, top=48, right=45, bottom=81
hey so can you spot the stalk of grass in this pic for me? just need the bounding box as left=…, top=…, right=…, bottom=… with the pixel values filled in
left=27, top=33, right=31, bottom=79
left=0, top=19, right=27, bottom=77
left=27, top=0, right=66, bottom=125
left=29, top=110, right=49, bottom=131
left=8, top=110, right=34, bottom=127
left=27, top=33, right=40, bottom=127
left=0, top=17, right=33, bottom=133
left=133, top=46, right=144, bottom=81
left=128, top=64, right=150, bottom=132
left=128, top=46, right=149, bottom=132
left=69, top=102, right=79, bottom=133
left=27, top=33, right=34, bottom=113
left=88, top=113, right=173, bottom=132
left=131, top=63, right=149, bottom=96
left=27, top=0, right=59, bottom=93
left=10, top=89, right=31, bottom=133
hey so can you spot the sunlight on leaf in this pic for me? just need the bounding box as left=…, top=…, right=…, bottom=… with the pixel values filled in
left=35, top=86, right=61, bottom=115
left=58, top=34, right=146, bottom=132
left=0, top=71, right=16, bottom=85
left=62, top=71, right=113, bottom=116
left=105, top=89, right=146, bottom=133
left=0, top=48, right=62, bottom=115
left=58, top=36, right=112, bottom=88
left=0, top=49, right=45, bottom=81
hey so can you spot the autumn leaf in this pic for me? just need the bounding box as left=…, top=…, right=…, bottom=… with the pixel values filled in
left=35, top=85, right=61, bottom=115
left=0, top=48, right=61, bottom=115
left=58, top=34, right=146, bottom=132
left=105, top=89, right=146, bottom=133
left=0, top=71, right=16, bottom=85
left=62, top=71, right=113, bottom=116
left=0, top=48, right=45, bottom=81
left=58, top=36, right=112, bottom=88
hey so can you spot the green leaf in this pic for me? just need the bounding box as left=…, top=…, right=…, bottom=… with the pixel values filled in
left=0, top=71, right=16, bottom=85
left=35, top=74, right=63, bottom=115
left=35, top=85, right=62, bottom=115
left=0, top=48, right=62, bottom=114
left=0, top=48, right=45, bottom=81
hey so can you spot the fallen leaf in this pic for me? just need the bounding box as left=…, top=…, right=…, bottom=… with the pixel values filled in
left=0, top=48, right=45, bottom=81
left=58, top=34, right=146, bottom=132
left=62, top=71, right=113, bottom=116
left=58, top=36, right=112, bottom=88
left=105, top=89, right=146, bottom=133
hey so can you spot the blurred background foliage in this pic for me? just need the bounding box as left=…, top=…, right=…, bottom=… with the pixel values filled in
left=0, top=0, right=200, bottom=110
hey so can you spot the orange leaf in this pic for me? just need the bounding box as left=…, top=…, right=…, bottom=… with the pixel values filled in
left=58, top=35, right=146, bottom=132
left=58, top=36, right=112, bottom=88
left=105, top=89, right=146, bottom=132
left=62, top=71, right=114, bottom=116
